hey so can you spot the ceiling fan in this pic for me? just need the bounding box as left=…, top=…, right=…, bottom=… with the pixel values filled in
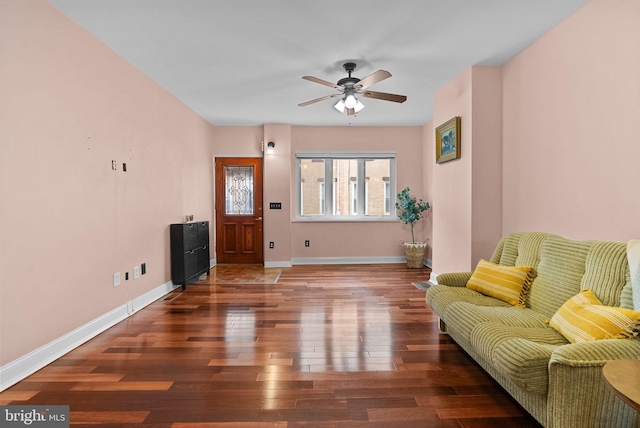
left=298, top=62, right=407, bottom=115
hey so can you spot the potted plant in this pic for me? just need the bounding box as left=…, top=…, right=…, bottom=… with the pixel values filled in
left=396, top=187, right=430, bottom=268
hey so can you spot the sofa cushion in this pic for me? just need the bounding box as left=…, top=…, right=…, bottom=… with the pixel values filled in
left=443, top=301, right=549, bottom=343
left=470, top=322, right=567, bottom=395
left=581, top=241, right=629, bottom=307
left=527, top=236, right=593, bottom=319
left=620, top=271, right=636, bottom=311
left=492, top=338, right=558, bottom=395
left=426, top=284, right=510, bottom=318
left=470, top=322, right=567, bottom=366
left=549, top=289, right=640, bottom=343
left=466, top=259, right=534, bottom=307
left=513, top=232, right=549, bottom=268
left=494, top=232, right=523, bottom=266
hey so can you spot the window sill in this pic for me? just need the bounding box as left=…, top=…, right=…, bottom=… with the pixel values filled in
left=293, top=217, right=398, bottom=223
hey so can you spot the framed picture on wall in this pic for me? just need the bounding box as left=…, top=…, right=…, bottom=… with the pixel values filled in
left=435, top=116, right=461, bottom=164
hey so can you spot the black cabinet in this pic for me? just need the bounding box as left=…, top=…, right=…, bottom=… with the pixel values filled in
left=170, top=221, right=210, bottom=290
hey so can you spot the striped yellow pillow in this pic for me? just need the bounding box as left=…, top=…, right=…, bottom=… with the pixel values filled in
left=466, top=259, right=534, bottom=308
left=549, top=290, right=640, bottom=343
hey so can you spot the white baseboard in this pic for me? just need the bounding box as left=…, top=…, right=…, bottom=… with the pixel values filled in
left=264, top=261, right=293, bottom=268
left=245, top=258, right=429, bottom=269
left=0, top=280, right=180, bottom=392
left=291, top=256, right=406, bottom=265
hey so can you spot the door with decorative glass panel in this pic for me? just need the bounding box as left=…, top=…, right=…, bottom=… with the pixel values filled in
left=215, top=158, right=263, bottom=264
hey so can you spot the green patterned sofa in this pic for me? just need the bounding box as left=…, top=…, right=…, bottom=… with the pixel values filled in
left=426, top=232, right=640, bottom=428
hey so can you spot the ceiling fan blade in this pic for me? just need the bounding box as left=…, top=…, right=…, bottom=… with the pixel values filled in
left=302, top=75, right=342, bottom=89
left=355, top=70, right=391, bottom=89
left=298, top=93, right=341, bottom=107
left=361, top=90, right=407, bottom=103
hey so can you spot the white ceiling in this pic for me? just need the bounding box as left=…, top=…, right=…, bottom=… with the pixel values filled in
left=50, top=0, right=589, bottom=127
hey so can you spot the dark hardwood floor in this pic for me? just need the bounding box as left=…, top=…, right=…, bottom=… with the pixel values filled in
left=0, top=264, right=541, bottom=427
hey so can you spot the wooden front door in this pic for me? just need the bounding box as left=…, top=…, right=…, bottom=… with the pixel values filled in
left=215, top=157, right=264, bottom=264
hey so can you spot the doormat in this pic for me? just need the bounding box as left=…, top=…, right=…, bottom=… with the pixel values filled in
left=211, top=265, right=282, bottom=284
left=412, top=281, right=432, bottom=290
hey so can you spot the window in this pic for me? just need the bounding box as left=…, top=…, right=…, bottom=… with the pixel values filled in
left=384, top=180, right=391, bottom=215
left=319, top=182, right=325, bottom=214
left=225, top=166, right=254, bottom=215
left=296, top=152, right=396, bottom=221
left=351, top=181, right=358, bottom=215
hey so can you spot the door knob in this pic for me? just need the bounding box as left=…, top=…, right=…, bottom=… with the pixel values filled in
left=256, top=217, right=263, bottom=221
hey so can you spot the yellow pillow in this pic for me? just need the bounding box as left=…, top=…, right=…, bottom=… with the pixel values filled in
left=466, top=259, right=534, bottom=308
left=549, top=290, right=640, bottom=343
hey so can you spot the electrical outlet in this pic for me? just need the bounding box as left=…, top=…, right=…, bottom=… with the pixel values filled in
left=133, top=266, right=140, bottom=279
left=305, top=240, right=310, bottom=247
left=113, top=272, right=121, bottom=287
left=269, top=241, right=274, bottom=249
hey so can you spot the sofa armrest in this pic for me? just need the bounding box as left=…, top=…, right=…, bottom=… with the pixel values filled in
left=434, top=272, right=472, bottom=287
left=550, top=338, right=640, bottom=367
left=547, top=339, right=640, bottom=428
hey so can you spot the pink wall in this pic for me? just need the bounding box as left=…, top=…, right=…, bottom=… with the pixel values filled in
left=432, top=69, right=474, bottom=273
left=211, top=125, right=429, bottom=265
left=502, top=0, right=640, bottom=241
left=422, top=120, right=435, bottom=262
left=470, top=67, right=503, bottom=265
left=290, top=126, right=428, bottom=262
left=432, top=0, right=639, bottom=276
left=263, top=124, right=293, bottom=265
left=0, top=1, right=215, bottom=365
left=431, top=67, right=502, bottom=274
left=212, top=127, right=263, bottom=157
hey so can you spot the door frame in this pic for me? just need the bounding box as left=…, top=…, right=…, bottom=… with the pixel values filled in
left=214, top=157, right=264, bottom=264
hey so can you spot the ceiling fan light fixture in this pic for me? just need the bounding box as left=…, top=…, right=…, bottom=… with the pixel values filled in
left=334, top=95, right=364, bottom=115
left=344, top=94, right=357, bottom=109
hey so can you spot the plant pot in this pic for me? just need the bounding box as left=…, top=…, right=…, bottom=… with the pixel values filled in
left=404, top=242, right=427, bottom=268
